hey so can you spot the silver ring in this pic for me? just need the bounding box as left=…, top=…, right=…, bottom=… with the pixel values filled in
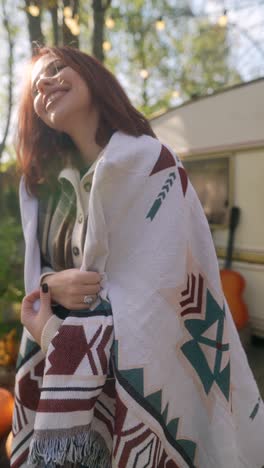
left=83, top=295, right=96, bottom=305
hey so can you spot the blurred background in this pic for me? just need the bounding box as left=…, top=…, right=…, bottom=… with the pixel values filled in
left=0, top=0, right=264, bottom=464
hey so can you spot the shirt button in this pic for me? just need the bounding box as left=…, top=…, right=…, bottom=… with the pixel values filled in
left=78, top=214, right=83, bottom=223
left=84, top=182, right=92, bottom=192
left=72, top=246, right=80, bottom=256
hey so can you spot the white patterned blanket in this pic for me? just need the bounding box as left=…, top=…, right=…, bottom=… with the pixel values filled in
left=11, top=131, right=264, bottom=467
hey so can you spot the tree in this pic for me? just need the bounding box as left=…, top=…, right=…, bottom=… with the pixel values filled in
left=0, top=0, right=15, bottom=160
left=101, top=1, right=241, bottom=115
left=103, top=0, right=193, bottom=114
left=24, top=0, right=81, bottom=53
left=24, top=0, right=45, bottom=53
left=62, top=0, right=80, bottom=48
left=92, top=0, right=111, bottom=62
left=178, top=20, right=241, bottom=99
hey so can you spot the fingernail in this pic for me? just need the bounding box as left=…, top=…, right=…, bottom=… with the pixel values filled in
left=42, top=283, right=49, bottom=293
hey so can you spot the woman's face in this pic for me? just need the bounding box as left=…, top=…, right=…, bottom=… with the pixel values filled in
left=31, top=53, right=95, bottom=132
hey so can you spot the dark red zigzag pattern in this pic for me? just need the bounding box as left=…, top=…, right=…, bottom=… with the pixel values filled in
left=180, top=274, right=204, bottom=317
left=18, top=358, right=45, bottom=411
left=46, top=324, right=113, bottom=375
left=113, top=394, right=180, bottom=467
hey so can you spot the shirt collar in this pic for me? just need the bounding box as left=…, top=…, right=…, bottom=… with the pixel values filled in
left=58, top=148, right=104, bottom=183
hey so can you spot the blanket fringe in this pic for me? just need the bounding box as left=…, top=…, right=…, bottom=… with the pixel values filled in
left=27, top=429, right=111, bottom=467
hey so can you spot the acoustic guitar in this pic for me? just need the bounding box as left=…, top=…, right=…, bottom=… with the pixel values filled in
left=220, top=206, right=249, bottom=330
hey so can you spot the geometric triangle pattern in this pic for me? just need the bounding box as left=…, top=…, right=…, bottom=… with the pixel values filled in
left=16, top=335, right=40, bottom=371
left=178, top=167, right=188, bottom=197
left=176, top=439, right=196, bottom=462
left=146, top=147, right=189, bottom=221
left=181, top=290, right=230, bottom=401
left=158, top=249, right=232, bottom=413
left=167, top=418, right=179, bottom=438
left=18, top=358, right=45, bottom=411
left=149, top=145, right=188, bottom=200
left=149, top=145, right=176, bottom=176
left=145, top=389, right=162, bottom=413
left=120, top=368, right=145, bottom=396
left=46, top=323, right=113, bottom=376
left=113, top=393, right=188, bottom=467
left=180, top=273, right=204, bottom=317
left=114, top=340, right=197, bottom=464
left=199, top=342, right=218, bottom=374
left=201, top=321, right=218, bottom=342
left=162, top=402, right=169, bottom=423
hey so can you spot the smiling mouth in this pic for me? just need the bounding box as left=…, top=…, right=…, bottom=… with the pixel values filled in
left=45, top=89, right=69, bottom=111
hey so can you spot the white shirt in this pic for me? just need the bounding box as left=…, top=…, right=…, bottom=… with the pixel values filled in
left=58, top=151, right=104, bottom=268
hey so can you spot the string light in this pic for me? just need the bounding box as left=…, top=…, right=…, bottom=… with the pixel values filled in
left=105, top=17, right=115, bottom=29
left=172, top=90, right=180, bottom=99
left=63, top=6, right=72, bottom=19
left=218, top=9, right=228, bottom=27
left=140, top=69, right=149, bottom=79
left=64, top=17, right=74, bottom=28
left=64, top=17, right=80, bottom=36
left=27, top=5, right=40, bottom=17
left=70, top=23, right=80, bottom=36
left=103, top=40, right=112, bottom=51
left=63, top=6, right=80, bottom=35
left=155, top=16, right=165, bottom=31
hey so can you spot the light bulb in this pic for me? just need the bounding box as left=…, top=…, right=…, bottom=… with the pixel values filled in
left=172, top=90, right=180, bottom=98
left=70, top=23, right=80, bottom=36
left=218, top=10, right=228, bottom=27
left=140, top=69, right=149, bottom=79
left=105, top=17, right=115, bottom=29
left=64, top=6, right=72, bottom=19
left=103, top=41, right=112, bottom=52
left=65, top=17, right=80, bottom=36
left=28, top=5, right=40, bottom=17
left=155, top=17, right=165, bottom=31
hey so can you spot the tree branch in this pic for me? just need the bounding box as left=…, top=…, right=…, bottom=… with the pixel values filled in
left=24, top=0, right=45, bottom=53
left=49, top=3, right=59, bottom=46
left=0, top=1, right=14, bottom=160
left=62, top=0, right=79, bottom=48
left=72, top=0, right=79, bottom=17
left=92, top=0, right=112, bottom=62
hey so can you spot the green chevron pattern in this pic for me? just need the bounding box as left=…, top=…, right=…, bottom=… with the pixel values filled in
left=146, top=171, right=176, bottom=221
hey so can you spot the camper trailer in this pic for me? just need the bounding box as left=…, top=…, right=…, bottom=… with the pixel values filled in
left=152, top=78, right=264, bottom=338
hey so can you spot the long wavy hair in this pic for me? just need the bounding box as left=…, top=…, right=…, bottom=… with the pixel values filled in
left=16, top=46, right=156, bottom=195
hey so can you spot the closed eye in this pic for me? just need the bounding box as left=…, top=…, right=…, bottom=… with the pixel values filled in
left=32, top=86, right=39, bottom=97
left=53, top=63, right=66, bottom=74
left=31, top=61, right=66, bottom=98
left=50, top=61, right=66, bottom=76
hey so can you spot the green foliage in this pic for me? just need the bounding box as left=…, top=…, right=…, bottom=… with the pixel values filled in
left=103, top=1, right=241, bottom=116
left=105, top=0, right=189, bottom=111
left=0, top=163, right=24, bottom=307
left=179, top=21, right=241, bottom=99
left=0, top=216, right=24, bottom=302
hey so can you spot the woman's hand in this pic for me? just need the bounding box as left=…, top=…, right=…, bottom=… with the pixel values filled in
left=21, top=284, right=52, bottom=346
left=43, top=269, right=101, bottom=310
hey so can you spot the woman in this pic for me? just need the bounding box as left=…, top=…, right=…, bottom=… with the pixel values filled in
left=11, top=46, right=264, bottom=468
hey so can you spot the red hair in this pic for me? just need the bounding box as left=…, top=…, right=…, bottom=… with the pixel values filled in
left=16, top=46, right=156, bottom=195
